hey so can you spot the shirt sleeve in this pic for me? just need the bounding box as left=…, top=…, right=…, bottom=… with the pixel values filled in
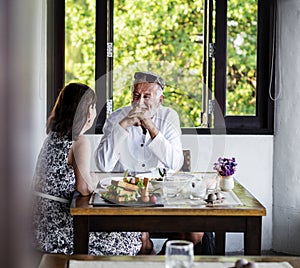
left=95, top=109, right=129, bottom=172
left=148, top=108, right=184, bottom=172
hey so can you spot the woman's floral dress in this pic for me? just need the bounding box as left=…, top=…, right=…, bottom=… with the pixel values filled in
left=32, top=132, right=142, bottom=255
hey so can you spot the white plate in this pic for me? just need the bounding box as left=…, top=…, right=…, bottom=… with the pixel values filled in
left=135, top=172, right=163, bottom=192
left=135, top=171, right=161, bottom=179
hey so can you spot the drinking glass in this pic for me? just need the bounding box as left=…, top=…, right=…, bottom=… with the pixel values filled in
left=205, top=173, right=219, bottom=195
left=177, top=175, right=192, bottom=199
left=190, top=176, right=206, bottom=200
left=165, top=240, right=194, bottom=268
left=163, top=177, right=178, bottom=198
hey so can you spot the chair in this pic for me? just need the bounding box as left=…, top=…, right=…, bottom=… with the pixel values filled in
left=181, top=149, right=191, bottom=172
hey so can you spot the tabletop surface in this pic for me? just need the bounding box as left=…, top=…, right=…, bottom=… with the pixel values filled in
left=70, top=172, right=266, bottom=217
left=38, top=254, right=300, bottom=268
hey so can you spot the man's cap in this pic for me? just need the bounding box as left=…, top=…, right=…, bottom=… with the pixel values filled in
left=134, top=71, right=165, bottom=90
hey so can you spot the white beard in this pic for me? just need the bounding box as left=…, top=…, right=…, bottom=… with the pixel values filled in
left=131, top=102, right=159, bottom=119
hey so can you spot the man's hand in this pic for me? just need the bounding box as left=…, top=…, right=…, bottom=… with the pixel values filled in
left=119, top=107, right=144, bottom=129
left=119, top=107, right=159, bottom=139
left=136, top=109, right=159, bottom=139
left=140, top=117, right=159, bottom=139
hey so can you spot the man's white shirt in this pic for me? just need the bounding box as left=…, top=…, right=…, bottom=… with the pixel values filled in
left=95, top=106, right=184, bottom=173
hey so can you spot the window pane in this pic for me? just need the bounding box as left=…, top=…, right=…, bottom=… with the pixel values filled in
left=226, top=0, right=257, bottom=116
left=65, top=0, right=95, bottom=87
left=113, top=0, right=204, bottom=128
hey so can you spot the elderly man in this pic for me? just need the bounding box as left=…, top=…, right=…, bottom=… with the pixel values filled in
left=95, top=71, right=184, bottom=173
left=95, top=71, right=212, bottom=255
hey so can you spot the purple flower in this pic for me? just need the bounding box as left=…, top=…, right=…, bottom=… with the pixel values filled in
left=213, top=157, right=237, bottom=176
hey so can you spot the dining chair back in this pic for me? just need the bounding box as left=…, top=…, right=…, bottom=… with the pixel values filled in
left=181, top=150, right=191, bottom=172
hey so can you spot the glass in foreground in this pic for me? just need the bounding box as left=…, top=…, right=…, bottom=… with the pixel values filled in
left=165, top=240, right=194, bottom=268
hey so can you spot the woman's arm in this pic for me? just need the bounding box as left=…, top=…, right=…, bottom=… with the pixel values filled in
left=70, top=135, right=98, bottom=196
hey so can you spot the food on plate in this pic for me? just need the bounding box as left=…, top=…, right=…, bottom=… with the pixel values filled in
left=150, top=195, right=157, bottom=204
left=102, top=177, right=155, bottom=204
left=123, top=177, right=149, bottom=190
left=112, top=179, right=140, bottom=191
left=141, top=195, right=150, bottom=203
left=215, top=192, right=223, bottom=200
left=102, top=180, right=139, bottom=203
left=234, top=259, right=257, bottom=268
left=123, top=176, right=141, bottom=185
left=235, top=259, right=248, bottom=268
left=207, top=193, right=217, bottom=201
left=140, top=178, right=150, bottom=199
left=143, top=177, right=149, bottom=188
left=205, top=192, right=225, bottom=205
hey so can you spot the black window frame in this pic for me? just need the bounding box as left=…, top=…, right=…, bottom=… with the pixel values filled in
left=47, top=0, right=275, bottom=135
left=213, top=0, right=275, bottom=135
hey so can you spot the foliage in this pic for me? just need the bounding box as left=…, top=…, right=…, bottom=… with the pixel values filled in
left=226, top=0, right=257, bottom=115
left=65, top=0, right=258, bottom=127
left=65, top=0, right=95, bottom=86
left=113, top=0, right=203, bottom=127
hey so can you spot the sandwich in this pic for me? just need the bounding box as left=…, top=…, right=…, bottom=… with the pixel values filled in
left=102, top=178, right=150, bottom=203
left=102, top=180, right=140, bottom=203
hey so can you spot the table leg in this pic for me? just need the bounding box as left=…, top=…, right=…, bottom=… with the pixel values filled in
left=244, top=216, right=262, bottom=255
left=215, top=231, right=226, bottom=255
left=73, top=216, right=89, bottom=254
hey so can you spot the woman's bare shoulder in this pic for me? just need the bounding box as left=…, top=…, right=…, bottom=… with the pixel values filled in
left=73, top=135, right=90, bottom=149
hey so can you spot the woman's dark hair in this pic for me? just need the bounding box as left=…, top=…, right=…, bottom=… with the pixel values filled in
left=47, top=82, right=96, bottom=140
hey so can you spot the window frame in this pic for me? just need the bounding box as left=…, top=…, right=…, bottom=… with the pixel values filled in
left=47, top=0, right=275, bottom=135
left=47, top=0, right=65, bottom=117
left=213, top=0, right=275, bottom=134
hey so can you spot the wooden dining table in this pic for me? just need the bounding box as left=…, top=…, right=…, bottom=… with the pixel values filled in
left=70, top=173, right=266, bottom=256
left=39, top=254, right=300, bottom=268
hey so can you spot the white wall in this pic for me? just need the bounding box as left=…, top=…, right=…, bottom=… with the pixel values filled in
left=273, top=0, right=300, bottom=255
left=89, top=134, right=273, bottom=252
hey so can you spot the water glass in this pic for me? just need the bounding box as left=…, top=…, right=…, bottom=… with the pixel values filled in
left=165, top=240, right=194, bottom=268
left=190, top=177, right=207, bottom=200
left=163, top=177, right=178, bottom=198
left=178, top=176, right=192, bottom=198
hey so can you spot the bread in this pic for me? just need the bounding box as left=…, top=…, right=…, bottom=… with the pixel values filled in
left=111, top=180, right=140, bottom=191
left=102, top=180, right=140, bottom=203
left=102, top=191, right=138, bottom=202
left=115, top=195, right=137, bottom=202
left=115, top=187, right=137, bottom=196
left=102, top=178, right=150, bottom=203
left=123, top=177, right=140, bottom=185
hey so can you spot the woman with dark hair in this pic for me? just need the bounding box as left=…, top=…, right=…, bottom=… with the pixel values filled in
left=32, top=83, right=143, bottom=255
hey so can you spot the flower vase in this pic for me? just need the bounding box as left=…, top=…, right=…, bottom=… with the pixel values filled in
left=219, top=175, right=234, bottom=191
